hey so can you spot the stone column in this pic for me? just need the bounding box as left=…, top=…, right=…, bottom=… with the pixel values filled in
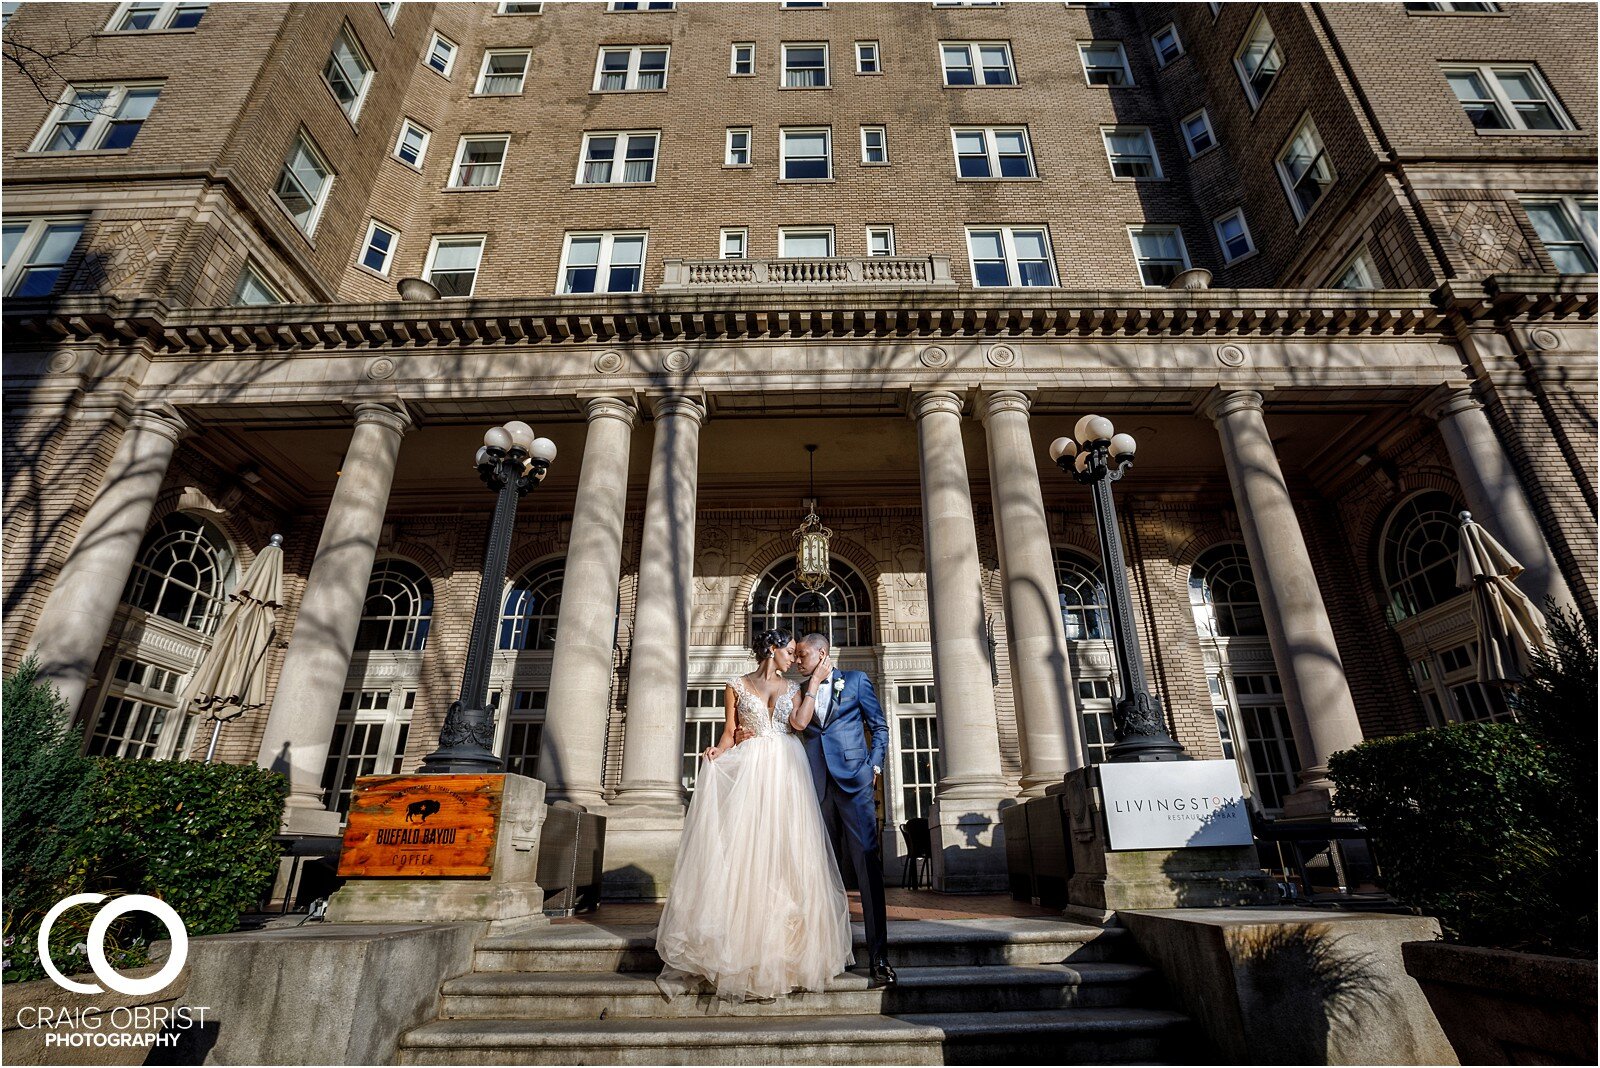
left=257, top=401, right=411, bottom=836
left=537, top=397, right=637, bottom=808
left=29, top=407, right=188, bottom=720
left=979, top=390, right=1082, bottom=794
left=1424, top=387, right=1575, bottom=614
left=613, top=395, right=706, bottom=810
left=914, top=391, right=1012, bottom=890
left=1205, top=390, right=1364, bottom=819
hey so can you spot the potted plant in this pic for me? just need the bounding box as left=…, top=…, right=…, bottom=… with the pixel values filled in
left=1328, top=607, right=1596, bottom=1065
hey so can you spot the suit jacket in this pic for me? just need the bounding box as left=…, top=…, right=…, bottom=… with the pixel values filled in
left=799, top=669, right=888, bottom=802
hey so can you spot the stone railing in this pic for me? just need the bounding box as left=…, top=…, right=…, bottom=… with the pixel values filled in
left=659, top=255, right=955, bottom=291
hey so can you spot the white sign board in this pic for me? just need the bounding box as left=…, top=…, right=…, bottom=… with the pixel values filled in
left=1098, top=759, right=1253, bottom=851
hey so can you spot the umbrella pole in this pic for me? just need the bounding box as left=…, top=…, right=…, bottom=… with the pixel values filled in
left=205, top=718, right=222, bottom=764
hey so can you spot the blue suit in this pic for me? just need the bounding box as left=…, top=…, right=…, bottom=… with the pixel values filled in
left=799, top=669, right=890, bottom=964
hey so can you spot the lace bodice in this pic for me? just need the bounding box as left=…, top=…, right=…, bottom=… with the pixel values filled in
left=729, top=677, right=799, bottom=739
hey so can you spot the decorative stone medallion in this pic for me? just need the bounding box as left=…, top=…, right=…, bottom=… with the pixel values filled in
left=46, top=350, right=78, bottom=374
left=594, top=350, right=624, bottom=374
left=1530, top=327, right=1561, bottom=351
left=662, top=349, right=693, bottom=373
left=1216, top=344, right=1247, bottom=367
left=366, top=356, right=396, bottom=380
left=986, top=345, right=1017, bottom=368
left=919, top=345, right=950, bottom=368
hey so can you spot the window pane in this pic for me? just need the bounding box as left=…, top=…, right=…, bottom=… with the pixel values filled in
left=969, top=230, right=1003, bottom=260
left=1012, top=230, right=1047, bottom=261
left=566, top=236, right=601, bottom=267
left=782, top=232, right=832, bottom=257
left=974, top=260, right=1010, bottom=287
left=433, top=240, right=482, bottom=271
left=610, top=234, right=645, bottom=264
left=2, top=223, right=25, bottom=267
left=33, top=222, right=85, bottom=265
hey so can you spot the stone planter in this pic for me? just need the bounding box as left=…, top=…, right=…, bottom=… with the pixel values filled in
left=395, top=276, right=440, bottom=301
left=1402, top=940, right=1597, bottom=1065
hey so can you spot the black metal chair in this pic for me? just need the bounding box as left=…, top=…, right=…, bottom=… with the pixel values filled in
left=900, top=817, right=933, bottom=889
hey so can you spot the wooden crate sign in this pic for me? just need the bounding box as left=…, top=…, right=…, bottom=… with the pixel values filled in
left=337, top=775, right=502, bottom=878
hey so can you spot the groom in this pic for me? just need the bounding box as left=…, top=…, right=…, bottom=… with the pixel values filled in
left=744, top=632, right=895, bottom=985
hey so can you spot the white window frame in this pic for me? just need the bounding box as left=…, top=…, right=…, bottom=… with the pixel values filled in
left=939, top=40, right=1015, bottom=85
left=1443, top=63, right=1573, bottom=132
left=495, top=1, right=543, bottom=12
left=393, top=118, right=431, bottom=168
left=964, top=225, right=1058, bottom=288
left=376, top=1, right=402, bottom=25
left=476, top=48, right=531, bottom=94
left=1127, top=224, right=1192, bottom=287
left=1213, top=208, right=1256, bottom=265
left=323, top=689, right=414, bottom=817
left=607, top=1, right=676, bottom=9
left=1520, top=195, right=1599, bottom=273
left=423, top=234, right=485, bottom=298
left=29, top=82, right=162, bottom=153
left=855, top=40, right=880, bottom=74
left=860, top=124, right=888, bottom=165
left=449, top=134, right=510, bottom=189
left=1275, top=114, right=1336, bottom=224
left=360, top=218, right=398, bottom=276
left=724, top=126, right=751, bottom=167
left=87, top=657, right=199, bottom=763
left=557, top=230, right=649, bottom=294
left=730, top=42, right=755, bottom=76
left=1234, top=10, right=1283, bottom=109
left=105, top=1, right=208, bottom=32
left=781, top=42, right=830, bottom=88
left=1151, top=22, right=1183, bottom=68
left=322, top=24, right=375, bottom=121
left=780, top=126, right=832, bottom=181
left=1078, top=40, right=1133, bottom=87
left=778, top=226, right=836, bottom=258
left=866, top=225, right=896, bottom=256
left=425, top=32, right=458, bottom=77
left=950, top=125, right=1035, bottom=180
left=593, top=45, right=670, bottom=92
left=1100, top=125, right=1162, bottom=180
left=1, top=216, right=87, bottom=298
left=1181, top=107, right=1217, bottom=157
left=232, top=261, right=285, bottom=306
left=720, top=227, right=748, bottom=259
left=273, top=132, right=335, bottom=235
left=576, top=130, right=660, bottom=185
left=1330, top=244, right=1380, bottom=289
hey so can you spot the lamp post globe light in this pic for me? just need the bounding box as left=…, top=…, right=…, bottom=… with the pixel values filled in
left=420, top=420, right=557, bottom=774
left=1048, top=417, right=1185, bottom=762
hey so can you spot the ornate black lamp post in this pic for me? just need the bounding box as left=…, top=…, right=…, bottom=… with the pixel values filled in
left=1049, top=416, right=1185, bottom=763
left=420, top=420, right=556, bottom=774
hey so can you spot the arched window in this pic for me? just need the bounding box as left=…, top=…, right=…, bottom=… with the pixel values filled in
left=1381, top=491, right=1463, bottom=620
left=1189, top=543, right=1267, bottom=638
left=1053, top=549, right=1111, bottom=641
left=500, top=559, right=564, bottom=650
left=355, top=559, right=433, bottom=651
left=749, top=557, right=873, bottom=648
left=123, top=512, right=233, bottom=635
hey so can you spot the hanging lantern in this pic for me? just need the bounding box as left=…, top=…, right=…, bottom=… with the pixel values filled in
left=793, top=511, right=833, bottom=592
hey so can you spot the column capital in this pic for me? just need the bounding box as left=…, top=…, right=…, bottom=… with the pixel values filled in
left=977, top=389, right=1033, bottom=423
left=649, top=394, right=707, bottom=424
left=584, top=396, right=639, bottom=427
left=351, top=400, right=413, bottom=437
left=1200, top=388, right=1265, bottom=423
left=912, top=390, right=964, bottom=420
left=127, top=405, right=190, bottom=443
left=1419, top=384, right=1481, bottom=424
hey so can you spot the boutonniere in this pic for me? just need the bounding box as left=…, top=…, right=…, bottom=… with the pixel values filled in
left=831, top=676, right=846, bottom=695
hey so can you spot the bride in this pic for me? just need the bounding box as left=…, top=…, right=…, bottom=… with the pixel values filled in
left=655, top=627, right=853, bottom=1001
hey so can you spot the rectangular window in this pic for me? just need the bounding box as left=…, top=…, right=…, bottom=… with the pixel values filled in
left=560, top=231, right=647, bottom=294
left=1181, top=108, right=1216, bottom=156
left=231, top=261, right=283, bottom=305
left=497, top=1, right=543, bottom=11
left=1078, top=40, right=1132, bottom=86
left=1151, top=22, right=1182, bottom=67
left=1101, top=126, right=1161, bottom=179
left=730, top=42, right=754, bottom=75
left=966, top=226, right=1056, bottom=287
left=895, top=708, right=941, bottom=824
left=1444, top=64, right=1571, bottom=131
left=361, top=219, right=398, bottom=275
left=424, top=234, right=484, bottom=297
left=1077, top=678, right=1116, bottom=766
left=1522, top=196, right=1598, bottom=273
left=779, top=227, right=835, bottom=257
left=87, top=661, right=196, bottom=761
left=274, top=133, right=334, bottom=234
left=1234, top=11, right=1282, bottom=107
left=1406, top=1, right=1498, bottom=11
left=682, top=687, right=724, bottom=796
left=1331, top=245, right=1380, bottom=289
left=1, top=217, right=85, bottom=297
left=578, top=131, right=659, bottom=185
left=782, top=43, right=829, bottom=87
left=477, top=49, right=531, bottom=94
left=940, top=41, right=1014, bottom=85
left=860, top=125, right=888, bottom=164
left=394, top=118, right=430, bottom=167
left=856, top=41, right=880, bottom=73
left=594, top=45, right=669, bottom=91
left=1213, top=209, right=1255, bottom=264
left=499, top=690, right=545, bottom=779
left=1276, top=116, right=1335, bottom=222
left=952, top=126, right=1034, bottom=179
left=323, top=26, right=374, bottom=120
left=782, top=1, right=826, bottom=7
left=780, top=126, right=831, bottom=180
left=934, top=1, right=1001, bottom=6
left=321, top=690, right=412, bottom=817
left=867, top=225, right=895, bottom=256
left=720, top=227, right=748, bottom=259
left=107, top=1, right=207, bottom=31
left=377, top=1, right=401, bottom=23
left=608, top=1, right=675, bottom=9
left=725, top=126, right=751, bottom=166
left=426, top=32, right=457, bottom=76
left=1128, top=225, right=1190, bottom=286
left=450, top=135, right=509, bottom=188
left=32, top=83, right=161, bottom=152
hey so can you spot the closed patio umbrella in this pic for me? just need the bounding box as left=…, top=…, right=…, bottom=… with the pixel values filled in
left=182, top=534, right=285, bottom=762
left=1455, top=512, right=1551, bottom=687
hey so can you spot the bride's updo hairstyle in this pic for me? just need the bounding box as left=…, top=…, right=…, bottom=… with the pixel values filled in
left=752, top=627, right=794, bottom=660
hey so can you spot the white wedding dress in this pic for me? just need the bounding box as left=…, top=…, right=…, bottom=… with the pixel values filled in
left=655, top=677, right=854, bottom=1001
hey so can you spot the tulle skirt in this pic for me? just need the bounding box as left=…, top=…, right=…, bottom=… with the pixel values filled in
left=655, top=734, right=854, bottom=1001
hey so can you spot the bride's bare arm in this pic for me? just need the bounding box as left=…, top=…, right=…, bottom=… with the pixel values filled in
left=705, top=684, right=738, bottom=760
left=788, top=655, right=834, bottom=731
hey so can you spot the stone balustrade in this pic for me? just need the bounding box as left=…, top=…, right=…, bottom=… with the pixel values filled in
left=659, top=255, right=955, bottom=291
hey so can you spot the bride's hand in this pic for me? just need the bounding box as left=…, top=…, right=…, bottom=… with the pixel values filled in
left=810, top=654, right=834, bottom=685
left=703, top=745, right=723, bottom=761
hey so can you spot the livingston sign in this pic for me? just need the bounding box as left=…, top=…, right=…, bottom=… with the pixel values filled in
left=337, top=774, right=503, bottom=877
left=1098, top=759, right=1253, bottom=851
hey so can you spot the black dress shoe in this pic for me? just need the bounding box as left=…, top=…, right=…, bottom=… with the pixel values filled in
left=870, top=959, right=898, bottom=986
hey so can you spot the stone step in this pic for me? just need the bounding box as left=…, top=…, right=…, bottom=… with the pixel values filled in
left=397, top=1008, right=1190, bottom=1066
left=473, top=918, right=1124, bottom=974
left=440, top=962, right=1157, bottom=1019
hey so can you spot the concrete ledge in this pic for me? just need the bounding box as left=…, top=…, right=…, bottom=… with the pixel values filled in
left=1118, top=907, right=1457, bottom=1066
left=170, top=922, right=480, bottom=1066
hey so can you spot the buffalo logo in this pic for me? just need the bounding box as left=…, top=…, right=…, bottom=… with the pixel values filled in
left=405, top=799, right=442, bottom=823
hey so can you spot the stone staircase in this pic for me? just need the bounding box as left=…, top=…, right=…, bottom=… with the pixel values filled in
left=396, top=917, right=1201, bottom=1065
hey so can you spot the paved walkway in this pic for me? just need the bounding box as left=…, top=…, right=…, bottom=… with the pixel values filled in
left=553, top=889, right=1059, bottom=926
